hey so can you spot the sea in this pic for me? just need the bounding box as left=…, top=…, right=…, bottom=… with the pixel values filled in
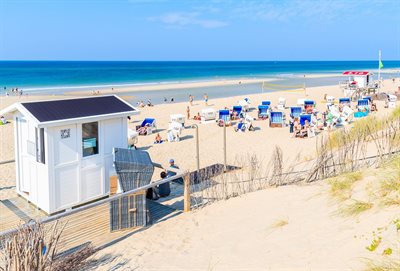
left=1, top=61, right=399, bottom=103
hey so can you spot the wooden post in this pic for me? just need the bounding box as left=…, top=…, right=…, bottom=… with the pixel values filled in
left=183, top=174, right=191, bottom=212
left=223, top=123, right=227, bottom=172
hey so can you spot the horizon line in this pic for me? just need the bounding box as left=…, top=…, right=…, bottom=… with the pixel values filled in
left=1, top=59, right=399, bottom=62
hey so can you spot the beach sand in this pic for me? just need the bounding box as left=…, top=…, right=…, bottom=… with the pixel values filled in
left=90, top=180, right=399, bottom=270
left=1, top=79, right=398, bottom=199
left=0, top=78, right=399, bottom=269
left=61, top=73, right=343, bottom=96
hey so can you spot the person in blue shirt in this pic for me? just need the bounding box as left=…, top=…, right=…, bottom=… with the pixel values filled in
left=157, top=171, right=170, bottom=197
left=167, top=159, right=184, bottom=184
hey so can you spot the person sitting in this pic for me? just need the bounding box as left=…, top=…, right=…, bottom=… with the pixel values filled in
left=193, top=112, right=201, bottom=120
left=154, top=133, right=163, bottom=144
left=137, top=123, right=151, bottom=135
left=138, top=101, right=145, bottom=108
left=371, top=101, right=378, bottom=112
left=298, top=120, right=310, bottom=138
left=232, top=110, right=238, bottom=120
left=0, top=116, right=7, bottom=125
left=157, top=171, right=171, bottom=197
left=293, top=119, right=301, bottom=138
left=147, top=99, right=153, bottom=107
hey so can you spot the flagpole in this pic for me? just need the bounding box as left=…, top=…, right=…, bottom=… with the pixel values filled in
left=378, top=49, right=381, bottom=83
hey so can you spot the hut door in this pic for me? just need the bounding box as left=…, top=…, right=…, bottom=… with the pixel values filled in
left=110, top=192, right=146, bottom=231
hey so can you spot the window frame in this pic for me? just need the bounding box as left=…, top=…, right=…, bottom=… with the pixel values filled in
left=82, top=121, right=99, bottom=158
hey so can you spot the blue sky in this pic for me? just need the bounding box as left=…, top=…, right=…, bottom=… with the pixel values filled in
left=1, top=0, right=399, bottom=61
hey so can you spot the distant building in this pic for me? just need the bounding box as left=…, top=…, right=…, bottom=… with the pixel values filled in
left=0, top=95, right=139, bottom=214
left=342, top=71, right=372, bottom=88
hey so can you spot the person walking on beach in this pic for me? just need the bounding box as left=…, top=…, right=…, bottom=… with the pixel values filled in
left=189, top=94, right=194, bottom=106
left=186, top=106, right=190, bottom=120
left=203, top=93, right=208, bottom=106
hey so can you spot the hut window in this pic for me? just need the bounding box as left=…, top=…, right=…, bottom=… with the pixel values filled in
left=82, top=122, right=99, bottom=157
left=35, top=128, right=45, bottom=164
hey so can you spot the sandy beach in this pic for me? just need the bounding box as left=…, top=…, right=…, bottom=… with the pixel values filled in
left=58, top=73, right=345, bottom=96
left=1, top=78, right=398, bottom=199
left=1, top=78, right=399, bottom=270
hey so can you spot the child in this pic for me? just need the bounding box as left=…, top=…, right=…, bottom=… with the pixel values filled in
left=186, top=106, right=190, bottom=120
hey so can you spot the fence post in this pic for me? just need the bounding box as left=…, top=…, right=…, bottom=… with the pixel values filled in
left=223, top=123, right=227, bottom=172
left=183, top=174, right=191, bottom=212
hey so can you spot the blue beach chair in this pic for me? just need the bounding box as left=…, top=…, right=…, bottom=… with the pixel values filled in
left=258, top=105, right=269, bottom=119
left=304, top=100, right=315, bottom=113
left=299, top=114, right=312, bottom=126
left=218, top=109, right=231, bottom=126
left=269, top=111, right=284, bottom=127
left=339, top=97, right=351, bottom=105
left=290, top=106, right=302, bottom=118
left=357, top=99, right=369, bottom=110
left=362, top=96, right=372, bottom=103
left=232, top=105, right=243, bottom=119
left=136, top=118, right=156, bottom=135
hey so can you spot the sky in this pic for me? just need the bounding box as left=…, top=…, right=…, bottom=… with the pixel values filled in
left=0, top=0, right=399, bottom=61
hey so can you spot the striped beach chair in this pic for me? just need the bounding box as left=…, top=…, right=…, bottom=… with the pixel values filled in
left=258, top=105, right=269, bottom=119
left=218, top=109, right=231, bottom=126
left=269, top=111, right=284, bottom=128
left=290, top=106, right=302, bottom=118
left=299, top=114, right=312, bottom=126
left=232, top=105, right=243, bottom=119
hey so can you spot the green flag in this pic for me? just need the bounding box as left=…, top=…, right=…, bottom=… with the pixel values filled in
left=379, top=60, right=384, bottom=69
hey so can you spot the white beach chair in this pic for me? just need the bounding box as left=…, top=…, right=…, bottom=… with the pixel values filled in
left=277, top=97, right=286, bottom=110
left=297, top=98, right=306, bottom=106
left=200, top=108, right=217, bottom=123
left=238, top=99, right=250, bottom=112
left=170, top=114, right=185, bottom=126
left=326, top=96, right=335, bottom=106
left=166, top=122, right=182, bottom=142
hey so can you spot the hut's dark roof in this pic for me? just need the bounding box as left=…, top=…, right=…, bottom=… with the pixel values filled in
left=22, top=95, right=136, bottom=122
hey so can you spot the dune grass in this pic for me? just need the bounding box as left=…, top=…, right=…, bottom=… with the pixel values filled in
left=390, top=105, right=400, bottom=119
left=339, top=200, right=373, bottom=216
left=364, top=259, right=400, bottom=271
left=327, top=171, right=363, bottom=200
left=328, top=106, right=400, bottom=150
left=271, top=219, right=289, bottom=229
left=378, top=155, right=400, bottom=206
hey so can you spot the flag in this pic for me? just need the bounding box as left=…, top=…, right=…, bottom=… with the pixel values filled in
left=379, top=60, right=384, bottom=69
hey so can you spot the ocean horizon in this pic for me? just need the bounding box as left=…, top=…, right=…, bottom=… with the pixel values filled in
left=1, top=61, right=400, bottom=94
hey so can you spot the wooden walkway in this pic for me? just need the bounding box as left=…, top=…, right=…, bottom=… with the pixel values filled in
left=0, top=196, right=46, bottom=232
left=0, top=196, right=181, bottom=253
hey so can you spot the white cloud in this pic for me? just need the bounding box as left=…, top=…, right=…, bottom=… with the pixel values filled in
left=149, top=12, right=228, bottom=29
left=229, top=0, right=395, bottom=23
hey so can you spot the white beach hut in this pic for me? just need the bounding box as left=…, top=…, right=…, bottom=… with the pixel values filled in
left=0, top=95, right=139, bottom=214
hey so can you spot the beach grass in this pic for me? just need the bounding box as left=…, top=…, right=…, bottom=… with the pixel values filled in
left=328, top=106, right=400, bottom=150
left=390, top=105, right=400, bottom=119
left=271, top=218, right=289, bottom=229
left=377, top=155, right=400, bottom=205
left=364, top=259, right=400, bottom=271
left=339, top=200, right=373, bottom=216
left=327, top=171, right=363, bottom=200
